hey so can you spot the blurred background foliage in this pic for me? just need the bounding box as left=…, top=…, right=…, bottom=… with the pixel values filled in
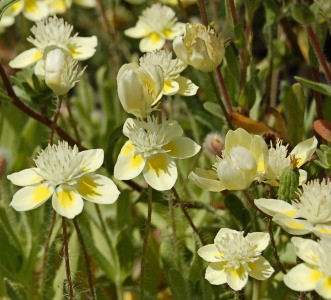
left=0, top=0, right=331, bottom=299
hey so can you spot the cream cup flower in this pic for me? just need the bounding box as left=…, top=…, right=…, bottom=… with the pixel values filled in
left=124, top=4, right=185, bottom=52
left=173, top=23, right=226, bottom=72
left=117, top=62, right=164, bottom=118
left=254, top=179, right=331, bottom=237
left=44, top=49, right=85, bottom=96
left=264, top=137, right=317, bottom=186
left=284, top=237, right=331, bottom=299
left=7, top=141, right=120, bottom=219
left=21, top=0, right=49, bottom=22
left=198, top=228, right=274, bottom=291
left=139, top=50, right=198, bottom=96
left=114, top=117, right=200, bottom=191
left=189, top=128, right=268, bottom=192
left=9, top=16, right=97, bottom=74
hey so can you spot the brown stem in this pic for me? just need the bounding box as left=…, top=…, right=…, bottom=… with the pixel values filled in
left=0, top=64, right=82, bottom=149
left=73, top=219, right=95, bottom=300
left=208, top=73, right=233, bottom=129
left=140, top=187, right=153, bottom=299
left=62, top=217, right=74, bottom=300
left=305, top=25, right=331, bottom=84
left=172, top=188, right=205, bottom=245
left=299, top=292, right=306, bottom=300
left=268, top=218, right=286, bottom=274
left=40, top=210, right=56, bottom=288
left=197, top=0, right=209, bottom=26
left=49, top=96, right=63, bottom=144
left=215, top=66, right=233, bottom=113
left=311, top=68, right=325, bottom=120
left=229, top=0, right=238, bottom=25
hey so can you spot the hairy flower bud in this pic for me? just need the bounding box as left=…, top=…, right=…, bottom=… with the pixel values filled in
left=117, top=62, right=164, bottom=118
left=173, top=23, right=226, bottom=72
left=203, top=132, right=224, bottom=157
left=44, top=49, right=84, bottom=96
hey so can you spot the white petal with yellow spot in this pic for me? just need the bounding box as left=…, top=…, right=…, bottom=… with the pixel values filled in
left=143, top=154, right=177, bottom=191
left=68, top=36, right=98, bottom=60
left=9, top=48, right=43, bottom=69
left=52, top=185, right=84, bottom=219
left=254, top=198, right=298, bottom=218
left=189, top=169, right=224, bottom=192
left=10, top=184, right=54, bottom=211
left=77, top=148, right=104, bottom=174
left=226, top=266, right=248, bottom=291
left=273, top=214, right=312, bottom=235
left=77, top=174, right=120, bottom=204
left=163, top=136, right=201, bottom=159
left=139, top=35, right=165, bottom=52
left=248, top=257, right=274, bottom=280
left=205, top=263, right=227, bottom=285
left=7, top=168, right=42, bottom=186
left=197, top=244, right=222, bottom=263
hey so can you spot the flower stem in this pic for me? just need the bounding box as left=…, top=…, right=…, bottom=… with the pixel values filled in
left=40, top=210, right=56, bottom=289
left=172, top=188, right=205, bottom=245
left=62, top=217, right=74, bottom=300
left=268, top=218, right=286, bottom=274
left=305, top=25, right=331, bottom=84
left=168, top=195, right=180, bottom=268
left=65, top=96, right=81, bottom=144
left=215, top=66, right=233, bottom=113
left=140, top=186, right=153, bottom=299
left=0, top=63, right=82, bottom=149
left=49, top=96, right=63, bottom=144
left=197, top=0, right=209, bottom=26
left=73, top=219, right=95, bottom=300
left=208, top=73, right=233, bottom=129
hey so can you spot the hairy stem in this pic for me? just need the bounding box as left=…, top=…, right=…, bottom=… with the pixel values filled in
left=172, top=188, right=205, bottom=245
left=0, top=63, right=82, bottom=149
left=215, top=66, right=233, bottom=113
left=62, top=217, right=74, bottom=300
left=268, top=218, right=286, bottom=274
left=73, top=219, right=95, bottom=300
left=140, top=187, right=153, bottom=299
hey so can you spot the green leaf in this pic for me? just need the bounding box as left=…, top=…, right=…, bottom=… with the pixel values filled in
left=291, top=3, right=315, bottom=24
left=4, top=278, right=27, bottom=300
left=224, top=194, right=250, bottom=229
left=167, top=269, right=190, bottom=300
left=295, top=76, right=331, bottom=97
left=203, top=102, right=224, bottom=119
left=0, top=0, right=18, bottom=19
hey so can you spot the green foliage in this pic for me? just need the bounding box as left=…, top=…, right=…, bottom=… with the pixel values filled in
left=278, top=167, right=300, bottom=202
left=315, top=144, right=331, bottom=169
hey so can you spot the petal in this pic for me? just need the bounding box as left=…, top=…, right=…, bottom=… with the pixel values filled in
left=163, top=22, right=185, bottom=39
left=143, top=154, right=177, bottom=191
left=299, top=169, right=307, bottom=185
left=316, top=277, right=331, bottom=299
left=10, top=184, right=54, bottom=211
left=205, top=262, right=227, bottom=285
left=283, top=263, right=321, bottom=292
left=254, top=198, right=298, bottom=218
left=9, top=48, right=43, bottom=69
left=114, top=141, right=145, bottom=180
left=226, top=266, right=248, bottom=291
left=73, top=0, right=95, bottom=7
left=68, top=36, right=98, bottom=60
left=124, top=23, right=149, bottom=38
left=23, top=0, right=49, bottom=21
left=290, top=136, right=318, bottom=167
left=176, top=76, right=199, bottom=96
left=215, top=228, right=238, bottom=242
left=246, top=232, right=270, bottom=252
left=52, top=185, right=84, bottom=219
left=248, top=256, right=274, bottom=280
left=197, top=244, right=223, bottom=263
left=76, top=174, right=120, bottom=204
left=139, top=35, right=165, bottom=52
left=163, top=136, right=201, bottom=159
left=314, top=224, right=331, bottom=237
left=291, top=237, right=321, bottom=266
left=77, top=149, right=104, bottom=174
left=173, top=36, right=188, bottom=63
left=162, top=79, right=179, bottom=95
left=189, top=169, right=224, bottom=192
left=273, top=215, right=312, bottom=235
left=7, top=168, right=42, bottom=186
left=34, top=59, right=45, bottom=77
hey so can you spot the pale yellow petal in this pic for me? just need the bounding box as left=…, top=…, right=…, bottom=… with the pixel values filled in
left=290, top=136, right=318, bottom=167
left=189, top=169, right=224, bottom=192
left=7, top=168, right=42, bottom=186
left=9, top=48, right=43, bottom=69
left=163, top=136, right=200, bottom=159
left=68, top=36, right=97, bottom=60
left=205, top=262, right=227, bottom=285
left=254, top=198, right=298, bottom=218
left=226, top=266, right=248, bottom=291
left=248, top=256, right=274, bottom=280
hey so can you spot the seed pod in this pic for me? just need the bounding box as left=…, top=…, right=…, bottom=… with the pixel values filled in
left=277, top=166, right=300, bottom=202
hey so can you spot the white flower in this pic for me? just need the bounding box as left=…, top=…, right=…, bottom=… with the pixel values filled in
left=189, top=128, right=268, bottom=192
left=264, top=137, right=317, bottom=186
left=9, top=16, right=97, bottom=74
left=284, top=237, right=331, bottom=299
left=7, top=141, right=120, bottom=219
left=46, top=0, right=95, bottom=15
left=44, top=49, right=84, bottom=96
left=139, top=50, right=198, bottom=96
left=114, top=117, right=200, bottom=191
left=0, top=1, right=23, bottom=31
left=198, top=228, right=274, bottom=291
left=117, top=62, right=164, bottom=118
left=173, top=23, right=226, bottom=72
left=21, top=0, right=49, bottom=22
left=255, top=179, right=331, bottom=237
left=124, top=4, right=185, bottom=52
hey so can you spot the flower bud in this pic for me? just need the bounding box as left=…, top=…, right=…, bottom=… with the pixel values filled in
left=117, top=62, right=164, bottom=118
left=203, top=132, right=224, bottom=157
left=44, top=49, right=84, bottom=96
left=173, top=23, right=226, bottom=72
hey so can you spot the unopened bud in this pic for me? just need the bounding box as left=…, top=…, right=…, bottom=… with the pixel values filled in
left=203, top=132, right=224, bottom=157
